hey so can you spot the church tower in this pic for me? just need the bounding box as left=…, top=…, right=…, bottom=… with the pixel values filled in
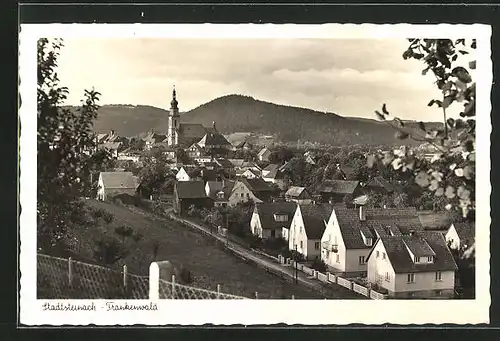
left=167, top=86, right=180, bottom=146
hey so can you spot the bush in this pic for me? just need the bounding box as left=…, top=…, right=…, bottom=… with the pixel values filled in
left=311, top=258, right=327, bottom=273
left=102, top=211, right=114, bottom=224
left=92, top=236, right=128, bottom=266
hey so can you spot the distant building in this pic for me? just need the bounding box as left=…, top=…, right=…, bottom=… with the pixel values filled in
left=445, top=221, right=475, bottom=250
left=319, top=180, right=362, bottom=204
left=176, top=167, right=192, bottom=182
left=284, top=186, right=313, bottom=205
left=196, top=122, right=233, bottom=153
left=250, top=202, right=297, bottom=240
left=174, top=180, right=213, bottom=215
left=257, top=147, right=272, bottom=162
left=97, top=171, right=138, bottom=201
left=261, top=163, right=288, bottom=190
left=363, top=176, right=395, bottom=194
left=239, top=178, right=278, bottom=202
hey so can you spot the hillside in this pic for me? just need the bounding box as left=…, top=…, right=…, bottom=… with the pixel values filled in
left=87, top=95, right=442, bottom=146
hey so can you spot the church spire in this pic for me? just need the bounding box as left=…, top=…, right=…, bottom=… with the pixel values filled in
left=170, top=85, right=178, bottom=110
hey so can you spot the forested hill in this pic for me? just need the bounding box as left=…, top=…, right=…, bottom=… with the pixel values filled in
left=85, top=95, right=441, bottom=146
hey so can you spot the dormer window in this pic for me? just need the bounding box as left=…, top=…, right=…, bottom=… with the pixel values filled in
left=360, top=231, right=372, bottom=247
left=217, top=191, right=225, bottom=200
left=274, top=213, right=288, bottom=222
left=414, top=255, right=434, bottom=264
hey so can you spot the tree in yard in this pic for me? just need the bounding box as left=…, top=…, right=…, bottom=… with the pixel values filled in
left=114, top=225, right=134, bottom=244
left=37, top=38, right=103, bottom=252
left=368, top=38, right=476, bottom=221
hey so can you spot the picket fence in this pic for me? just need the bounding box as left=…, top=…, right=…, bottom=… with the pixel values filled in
left=281, top=257, right=386, bottom=300
left=37, top=254, right=247, bottom=300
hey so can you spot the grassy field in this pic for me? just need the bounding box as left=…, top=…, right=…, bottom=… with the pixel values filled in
left=65, top=199, right=361, bottom=299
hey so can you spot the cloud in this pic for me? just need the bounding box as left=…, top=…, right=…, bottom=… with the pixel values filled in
left=57, top=38, right=474, bottom=121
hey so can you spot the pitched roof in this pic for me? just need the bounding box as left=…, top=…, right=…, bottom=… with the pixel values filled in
left=374, top=232, right=458, bottom=273
left=197, top=132, right=232, bottom=147
left=228, top=159, right=245, bottom=167
left=258, top=148, right=271, bottom=157
left=100, top=172, right=137, bottom=189
left=240, top=178, right=275, bottom=193
left=262, top=163, right=285, bottom=180
left=175, top=181, right=208, bottom=199
left=206, top=180, right=236, bottom=201
left=418, top=211, right=457, bottom=230
left=320, top=180, right=360, bottom=194
left=452, top=221, right=475, bottom=246
left=299, top=204, right=333, bottom=240
left=200, top=169, right=218, bottom=182
left=365, top=176, right=395, bottom=192
left=215, top=158, right=234, bottom=169
left=255, top=202, right=297, bottom=230
left=144, top=132, right=167, bottom=144
left=285, top=186, right=307, bottom=198
left=333, top=207, right=422, bottom=250
left=100, top=142, right=122, bottom=151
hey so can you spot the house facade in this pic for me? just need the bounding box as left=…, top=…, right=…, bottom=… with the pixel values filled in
left=445, top=222, right=475, bottom=250
left=257, top=147, right=272, bottom=162
left=97, top=172, right=138, bottom=201
left=288, top=204, right=332, bottom=261
left=174, top=181, right=214, bottom=215
left=366, top=232, right=458, bottom=298
left=321, top=206, right=422, bottom=277
left=176, top=167, right=191, bottom=182
left=319, top=180, right=362, bottom=204
left=250, top=202, right=297, bottom=240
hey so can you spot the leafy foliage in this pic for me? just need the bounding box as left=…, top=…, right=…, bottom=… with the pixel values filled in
left=37, top=38, right=103, bottom=252
left=92, top=235, right=129, bottom=266
left=369, top=39, right=476, bottom=219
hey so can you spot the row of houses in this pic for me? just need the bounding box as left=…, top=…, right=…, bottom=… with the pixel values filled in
left=249, top=202, right=474, bottom=299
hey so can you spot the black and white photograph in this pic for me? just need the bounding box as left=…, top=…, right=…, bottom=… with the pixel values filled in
left=19, top=23, right=491, bottom=325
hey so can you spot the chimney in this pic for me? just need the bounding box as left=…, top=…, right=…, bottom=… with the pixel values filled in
left=212, top=121, right=217, bottom=131
left=409, top=229, right=415, bottom=236
left=359, top=205, right=366, bottom=221
left=110, top=129, right=115, bottom=136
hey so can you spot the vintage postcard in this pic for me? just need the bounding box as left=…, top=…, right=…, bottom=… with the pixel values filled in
left=19, top=23, right=491, bottom=325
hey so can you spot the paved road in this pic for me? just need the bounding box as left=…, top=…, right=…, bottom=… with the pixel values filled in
left=128, top=206, right=362, bottom=298
left=166, top=212, right=363, bottom=299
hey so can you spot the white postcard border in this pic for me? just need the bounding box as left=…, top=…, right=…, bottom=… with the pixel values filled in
left=19, top=23, right=492, bottom=326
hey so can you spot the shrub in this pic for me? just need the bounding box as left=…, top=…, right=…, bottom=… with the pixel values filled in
left=311, top=258, right=327, bottom=273
left=102, top=211, right=114, bottom=224
left=92, top=236, right=128, bottom=266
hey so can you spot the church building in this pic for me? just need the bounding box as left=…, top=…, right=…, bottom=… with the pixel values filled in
left=165, top=87, right=232, bottom=154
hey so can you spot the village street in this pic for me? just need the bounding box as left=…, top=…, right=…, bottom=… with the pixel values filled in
left=143, top=207, right=363, bottom=298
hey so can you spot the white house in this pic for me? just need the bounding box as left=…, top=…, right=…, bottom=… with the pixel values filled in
left=257, top=147, right=272, bottom=162
left=320, top=206, right=422, bottom=277
left=250, top=202, right=297, bottom=239
left=206, top=179, right=262, bottom=208
left=97, top=171, right=138, bottom=201
left=445, top=221, right=475, bottom=250
left=176, top=167, right=191, bottom=182
left=288, top=204, right=333, bottom=261
left=366, top=232, right=458, bottom=299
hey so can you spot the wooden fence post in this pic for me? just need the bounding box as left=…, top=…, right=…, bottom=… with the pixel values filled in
left=123, top=265, right=128, bottom=290
left=68, top=257, right=73, bottom=287
left=255, top=292, right=259, bottom=299
left=291, top=295, right=295, bottom=300
left=217, top=284, right=221, bottom=299
left=149, top=262, right=159, bottom=301
left=171, top=274, right=176, bottom=299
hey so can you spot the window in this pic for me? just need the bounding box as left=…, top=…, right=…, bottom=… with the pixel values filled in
left=415, top=256, right=420, bottom=263
left=359, top=256, right=365, bottom=265
left=240, top=193, right=244, bottom=198
left=300, top=241, right=304, bottom=249
left=300, top=226, right=303, bottom=233
left=315, top=242, right=320, bottom=250
left=246, top=193, right=250, bottom=198
left=435, top=271, right=442, bottom=281
left=427, top=256, right=434, bottom=262
left=336, top=254, right=340, bottom=263
left=382, top=252, right=386, bottom=260
left=407, top=273, right=415, bottom=283
left=376, top=251, right=380, bottom=258
left=271, top=230, right=276, bottom=238
left=385, top=272, right=390, bottom=282
left=435, top=290, right=442, bottom=296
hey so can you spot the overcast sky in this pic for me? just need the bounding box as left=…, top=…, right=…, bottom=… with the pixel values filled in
left=57, top=38, right=474, bottom=121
